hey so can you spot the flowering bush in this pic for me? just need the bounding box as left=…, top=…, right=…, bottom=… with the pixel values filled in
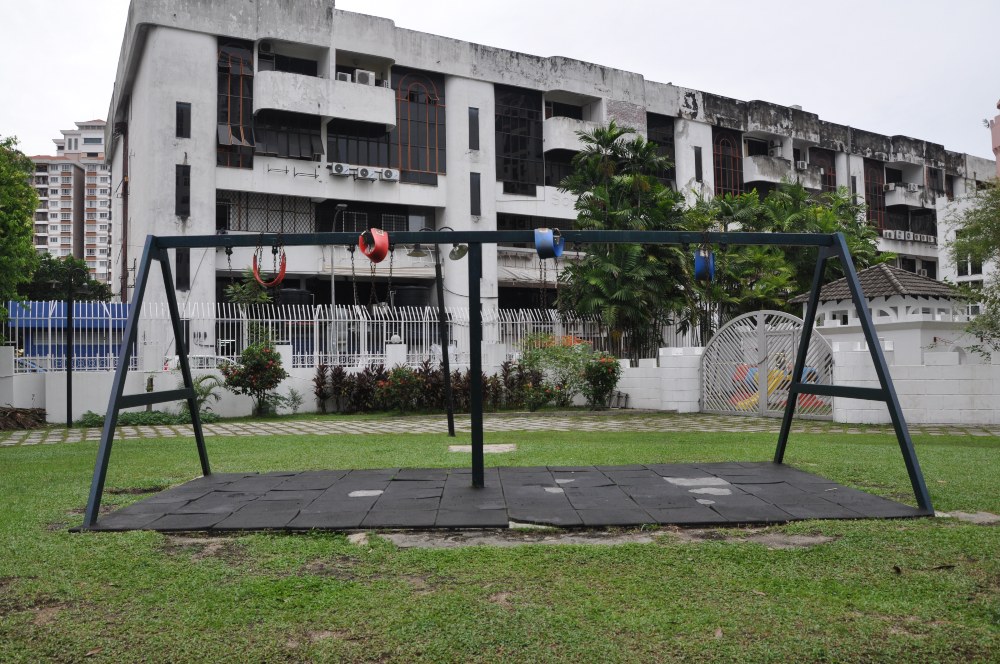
left=220, top=343, right=288, bottom=416
left=378, top=365, right=423, bottom=413
left=519, top=333, right=593, bottom=406
left=582, top=353, right=623, bottom=410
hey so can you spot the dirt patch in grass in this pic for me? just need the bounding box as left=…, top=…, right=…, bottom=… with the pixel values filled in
left=32, top=603, right=68, bottom=626
left=301, top=556, right=362, bottom=581
left=381, top=528, right=657, bottom=549
left=160, top=535, right=248, bottom=565
left=488, top=591, right=514, bottom=609
left=106, top=486, right=167, bottom=496
left=669, top=527, right=836, bottom=549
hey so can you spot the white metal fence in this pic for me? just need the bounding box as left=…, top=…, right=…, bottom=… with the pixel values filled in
left=6, top=301, right=702, bottom=373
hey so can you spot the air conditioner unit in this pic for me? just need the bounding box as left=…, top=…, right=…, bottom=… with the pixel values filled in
left=917, top=269, right=928, bottom=277
left=818, top=168, right=826, bottom=176
left=355, top=166, right=377, bottom=181
left=354, top=69, right=376, bottom=86
left=883, top=183, right=896, bottom=192
left=380, top=168, right=399, bottom=182
left=874, top=151, right=889, bottom=161
left=882, top=230, right=896, bottom=240
left=327, top=162, right=352, bottom=177
left=796, top=160, right=808, bottom=170
left=929, top=235, right=937, bottom=245
left=906, top=183, right=919, bottom=193
left=379, top=79, right=390, bottom=88
left=259, top=41, right=272, bottom=55
left=768, top=139, right=782, bottom=148
left=336, top=72, right=352, bottom=82
left=768, top=147, right=782, bottom=158
left=904, top=231, right=914, bottom=241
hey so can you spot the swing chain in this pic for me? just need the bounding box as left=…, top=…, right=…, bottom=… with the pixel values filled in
left=387, top=244, right=394, bottom=308
left=225, top=245, right=233, bottom=273
left=369, top=260, right=377, bottom=308
left=348, top=244, right=359, bottom=308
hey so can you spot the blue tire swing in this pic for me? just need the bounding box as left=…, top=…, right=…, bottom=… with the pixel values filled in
left=694, top=244, right=715, bottom=283
left=534, top=227, right=565, bottom=259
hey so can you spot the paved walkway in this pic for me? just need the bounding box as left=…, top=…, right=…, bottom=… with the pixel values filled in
left=3, top=412, right=999, bottom=447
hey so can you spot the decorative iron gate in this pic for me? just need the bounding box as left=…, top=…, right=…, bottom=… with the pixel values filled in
left=701, top=311, right=834, bottom=419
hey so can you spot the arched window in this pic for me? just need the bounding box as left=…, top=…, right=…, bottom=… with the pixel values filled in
left=394, top=69, right=447, bottom=184
left=713, top=128, right=743, bottom=196
left=810, top=149, right=837, bottom=192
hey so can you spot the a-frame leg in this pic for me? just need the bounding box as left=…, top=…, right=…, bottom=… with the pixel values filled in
left=774, top=245, right=835, bottom=462
left=157, top=247, right=210, bottom=475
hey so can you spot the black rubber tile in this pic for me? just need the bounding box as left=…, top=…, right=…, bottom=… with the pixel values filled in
left=549, top=473, right=616, bottom=488
left=214, top=508, right=301, bottom=530
left=506, top=507, right=582, bottom=527
left=287, top=511, right=368, bottom=530
left=183, top=473, right=249, bottom=487
left=274, top=471, right=348, bottom=491
left=564, top=486, right=637, bottom=511
left=220, top=475, right=290, bottom=493
left=646, top=464, right=715, bottom=477
left=114, top=499, right=190, bottom=514
left=435, top=509, right=509, bottom=528
left=174, top=491, right=262, bottom=514
left=774, top=500, right=865, bottom=519
left=375, top=496, right=441, bottom=512
left=261, top=471, right=299, bottom=477
left=91, top=511, right=166, bottom=530
left=395, top=468, right=449, bottom=481
left=342, top=469, right=400, bottom=480
left=143, top=487, right=214, bottom=503
left=624, top=491, right=701, bottom=510
left=645, top=506, right=728, bottom=524
left=739, top=483, right=809, bottom=499
left=361, top=509, right=438, bottom=528
left=706, top=501, right=795, bottom=523
left=259, top=489, right=324, bottom=502
left=381, top=487, right=443, bottom=501
left=147, top=513, right=229, bottom=530
left=577, top=507, right=654, bottom=526
left=548, top=466, right=598, bottom=472
left=500, top=466, right=551, bottom=474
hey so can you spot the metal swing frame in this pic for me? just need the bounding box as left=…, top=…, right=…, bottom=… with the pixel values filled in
left=81, top=230, right=932, bottom=528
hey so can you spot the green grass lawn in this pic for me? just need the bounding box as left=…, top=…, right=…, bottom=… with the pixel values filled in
left=1, top=425, right=998, bottom=662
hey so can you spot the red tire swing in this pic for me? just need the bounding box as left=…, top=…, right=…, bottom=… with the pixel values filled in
left=252, top=234, right=287, bottom=288
left=359, top=228, right=390, bottom=263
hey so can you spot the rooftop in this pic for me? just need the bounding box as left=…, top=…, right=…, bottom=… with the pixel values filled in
left=789, top=263, right=959, bottom=304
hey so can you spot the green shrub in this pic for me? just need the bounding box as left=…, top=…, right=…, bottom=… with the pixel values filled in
left=77, top=410, right=221, bottom=427
left=519, top=333, right=595, bottom=406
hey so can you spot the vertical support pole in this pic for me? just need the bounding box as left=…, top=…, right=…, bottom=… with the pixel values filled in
left=158, top=247, right=211, bottom=476
left=66, top=284, right=74, bottom=428
left=434, top=248, right=456, bottom=437
left=468, top=242, right=484, bottom=488
left=833, top=234, right=932, bottom=512
left=775, top=245, right=835, bottom=463
left=83, top=236, right=156, bottom=527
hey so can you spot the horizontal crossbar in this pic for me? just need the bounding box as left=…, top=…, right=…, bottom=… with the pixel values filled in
left=118, top=389, right=196, bottom=409
left=154, top=231, right=839, bottom=250
left=792, top=383, right=887, bottom=401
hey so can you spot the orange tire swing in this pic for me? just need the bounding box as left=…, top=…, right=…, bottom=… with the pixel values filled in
left=252, top=234, right=287, bottom=288
left=359, top=228, right=390, bottom=263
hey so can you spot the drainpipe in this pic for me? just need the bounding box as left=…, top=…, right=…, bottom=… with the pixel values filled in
left=115, top=121, right=129, bottom=302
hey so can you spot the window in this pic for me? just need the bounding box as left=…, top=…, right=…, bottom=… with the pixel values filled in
left=470, top=172, right=481, bottom=216
left=48, top=225, right=59, bottom=233
left=62, top=188, right=70, bottom=195
left=86, top=164, right=97, bottom=172
left=646, top=113, right=676, bottom=185
left=99, top=176, right=109, bottom=183
left=216, top=190, right=315, bottom=233
left=338, top=211, right=369, bottom=234
left=99, top=224, right=108, bottom=231
left=257, top=48, right=318, bottom=76
left=176, top=102, right=191, bottom=138
left=254, top=110, right=323, bottom=161
left=864, top=159, right=885, bottom=230
left=60, top=237, right=71, bottom=245
left=694, top=146, right=703, bottom=183
left=87, top=188, right=96, bottom=196
left=175, top=248, right=191, bottom=291
left=86, top=248, right=96, bottom=257
left=544, top=150, right=575, bottom=187
left=380, top=213, right=407, bottom=233
left=544, top=100, right=583, bottom=120
left=99, top=188, right=109, bottom=195
left=810, top=148, right=837, bottom=192
left=712, top=128, right=743, bottom=196
left=86, top=177, right=97, bottom=184
left=99, top=214, right=109, bottom=221
left=495, top=85, right=544, bottom=189
left=48, top=237, right=58, bottom=244
left=217, top=38, right=255, bottom=168
left=469, top=107, right=479, bottom=150
left=61, top=164, right=71, bottom=172
left=83, top=137, right=102, bottom=144
left=60, top=213, right=70, bottom=220
left=175, top=165, right=191, bottom=217
left=86, top=213, right=96, bottom=220
left=325, top=66, right=446, bottom=185
left=61, top=224, right=70, bottom=232
left=62, top=176, right=71, bottom=183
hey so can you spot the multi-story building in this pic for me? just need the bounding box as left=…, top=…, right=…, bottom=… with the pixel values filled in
left=105, top=0, right=995, bottom=329
left=29, top=119, right=114, bottom=283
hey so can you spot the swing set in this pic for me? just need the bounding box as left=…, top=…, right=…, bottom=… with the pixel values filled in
left=81, top=228, right=933, bottom=528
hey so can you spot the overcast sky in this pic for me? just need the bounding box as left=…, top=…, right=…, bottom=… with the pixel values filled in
left=2, top=0, right=996, bottom=161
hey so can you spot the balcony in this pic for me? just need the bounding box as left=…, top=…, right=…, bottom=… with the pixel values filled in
left=255, top=70, right=396, bottom=129
left=743, top=155, right=792, bottom=185
left=883, top=183, right=927, bottom=209
left=497, top=246, right=583, bottom=286
left=794, top=163, right=825, bottom=191
left=543, top=116, right=601, bottom=152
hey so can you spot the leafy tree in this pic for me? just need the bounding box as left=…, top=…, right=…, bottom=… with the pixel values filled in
left=0, top=136, right=39, bottom=326
left=18, top=254, right=113, bottom=301
left=557, top=121, right=689, bottom=360
left=224, top=268, right=272, bottom=305
left=948, top=181, right=1000, bottom=358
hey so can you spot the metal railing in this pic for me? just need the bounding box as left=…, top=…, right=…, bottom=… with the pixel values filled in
left=6, top=300, right=702, bottom=373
